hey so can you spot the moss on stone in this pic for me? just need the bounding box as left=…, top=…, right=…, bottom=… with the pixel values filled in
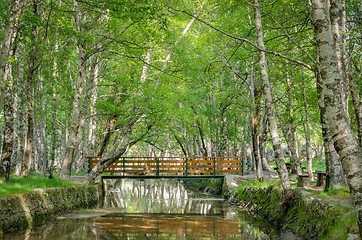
left=0, top=184, right=101, bottom=234
left=232, top=183, right=356, bottom=239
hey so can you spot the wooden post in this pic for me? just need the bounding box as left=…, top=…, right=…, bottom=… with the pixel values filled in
left=242, top=157, right=244, bottom=176
left=185, top=157, right=188, bottom=176
left=156, top=158, right=159, bottom=177
left=236, top=158, right=239, bottom=175
left=213, top=157, right=216, bottom=176
left=88, top=157, right=91, bottom=174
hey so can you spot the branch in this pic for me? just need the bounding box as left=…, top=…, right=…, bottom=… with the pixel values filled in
left=108, top=50, right=183, bottom=79
left=220, top=58, right=250, bottom=88
left=169, top=6, right=314, bottom=70
left=260, top=8, right=316, bottom=64
left=93, top=22, right=135, bottom=54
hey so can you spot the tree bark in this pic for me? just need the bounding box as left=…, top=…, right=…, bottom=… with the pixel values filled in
left=87, top=115, right=146, bottom=183
left=253, top=0, right=290, bottom=191
left=195, top=119, right=208, bottom=157
left=301, top=80, right=314, bottom=181
left=14, top=57, right=25, bottom=176
left=250, top=58, right=263, bottom=180
left=260, top=111, right=270, bottom=171
left=310, top=0, right=361, bottom=236
left=0, top=0, right=24, bottom=181
left=47, top=88, right=57, bottom=178
left=350, top=77, right=362, bottom=147
left=87, top=54, right=101, bottom=158
left=0, top=0, right=27, bottom=96
left=330, top=0, right=349, bottom=118
left=0, top=75, right=15, bottom=182
left=61, top=0, right=88, bottom=176
left=285, top=67, right=302, bottom=175
left=97, top=115, right=118, bottom=157
left=21, top=0, right=38, bottom=178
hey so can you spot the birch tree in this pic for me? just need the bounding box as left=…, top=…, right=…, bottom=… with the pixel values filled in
left=0, top=0, right=27, bottom=182
left=253, top=0, right=290, bottom=191
left=310, top=0, right=361, bottom=235
left=21, top=0, right=39, bottom=178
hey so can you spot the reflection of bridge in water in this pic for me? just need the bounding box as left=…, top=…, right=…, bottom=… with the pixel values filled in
left=95, top=214, right=244, bottom=238
left=87, top=156, right=246, bottom=179
left=104, top=179, right=224, bottom=214
left=99, top=179, right=264, bottom=239
left=1, top=179, right=277, bottom=239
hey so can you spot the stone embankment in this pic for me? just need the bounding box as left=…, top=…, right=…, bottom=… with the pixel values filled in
left=183, top=175, right=358, bottom=240
left=0, top=184, right=102, bottom=234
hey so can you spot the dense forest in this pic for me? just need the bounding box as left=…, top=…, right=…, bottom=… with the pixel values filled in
left=0, top=0, right=361, bottom=234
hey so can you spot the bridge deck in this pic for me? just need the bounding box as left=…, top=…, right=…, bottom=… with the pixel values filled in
left=87, top=156, right=246, bottom=179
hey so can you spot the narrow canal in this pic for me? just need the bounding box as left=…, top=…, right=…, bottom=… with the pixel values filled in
left=2, top=179, right=287, bottom=239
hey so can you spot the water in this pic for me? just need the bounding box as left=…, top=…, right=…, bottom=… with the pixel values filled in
left=2, top=179, right=280, bottom=239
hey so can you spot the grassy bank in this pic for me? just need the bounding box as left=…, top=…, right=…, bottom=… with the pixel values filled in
left=0, top=173, right=78, bottom=198
left=235, top=179, right=358, bottom=239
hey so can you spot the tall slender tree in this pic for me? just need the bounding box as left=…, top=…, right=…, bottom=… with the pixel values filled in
left=253, top=0, right=290, bottom=191
left=310, top=0, right=361, bottom=235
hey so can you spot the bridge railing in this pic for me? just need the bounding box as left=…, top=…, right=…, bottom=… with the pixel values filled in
left=86, top=156, right=246, bottom=177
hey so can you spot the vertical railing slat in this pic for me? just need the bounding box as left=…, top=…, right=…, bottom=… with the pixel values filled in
left=156, top=157, right=159, bottom=177
left=213, top=157, right=216, bottom=176
left=123, top=157, right=125, bottom=175
left=242, top=157, right=244, bottom=176
left=185, top=157, right=188, bottom=176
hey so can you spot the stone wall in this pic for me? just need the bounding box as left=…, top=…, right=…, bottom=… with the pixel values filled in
left=234, top=186, right=348, bottom=239
left=0, top=184, right=103, bottom=233
left=182, top=178, right=355, bottom=239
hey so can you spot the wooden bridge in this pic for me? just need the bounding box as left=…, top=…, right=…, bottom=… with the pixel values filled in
left=87, top=156, right=246, bottom=179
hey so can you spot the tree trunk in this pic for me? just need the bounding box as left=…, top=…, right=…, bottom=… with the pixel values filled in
left=47, top=88, right=57, bottom=178
left=15, top=64, right=26, bottom=176
left=260, top=111, right=270, bottom=171
left=301, top=80, right=314, bottom=181
left=310, top=0, right=361, bottom=236
left=87, top=117, right=141, bottom=182
left=97, top=115, right=118, bottom=157
left=195, top=120, right=208, bottom=157
left=140, top=48, right=152, bottom=84
left=0, top=0, right=24, bottom=181
left=330, top=0, right=349, bottom=119
left=87, top=57, right=101, bottom=157
left=21, top=1, right=38, bottom=178
left=0, top=79, right=15, bottom=182
left=60, top=0, right=88, bottom=176
left=250, top=58, right=263, bottom=180
left=317, top=69, right=346, bottom=190
left=253, top=0, right=290, bottom=191
left=245, top=141, right=254, bottom=171
left=350, top=77, right=362, bottom=147
left=0, top=0, right=26, bottom=95
left=286, top=68, right=302, bottom=175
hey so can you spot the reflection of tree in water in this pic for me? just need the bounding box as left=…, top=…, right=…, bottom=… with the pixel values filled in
left=1, top=180, right=279, bottom=240
left=104, top=179, right=225, bottom=215
left=1, top=214, right=273, bottom=240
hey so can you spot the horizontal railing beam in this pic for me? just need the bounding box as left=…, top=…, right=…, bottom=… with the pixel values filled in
left=87, top=156, right=245, bottom=178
